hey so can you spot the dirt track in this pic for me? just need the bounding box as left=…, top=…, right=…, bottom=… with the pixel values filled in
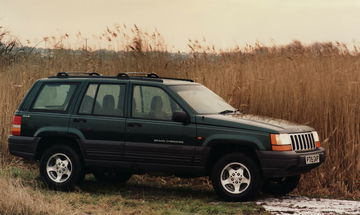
left=256, top=196, right=360, bottom=215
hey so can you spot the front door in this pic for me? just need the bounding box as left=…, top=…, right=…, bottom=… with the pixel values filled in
left=69, top=83, right=127, bottom=161
left=124, top=85, right=196, bottom=167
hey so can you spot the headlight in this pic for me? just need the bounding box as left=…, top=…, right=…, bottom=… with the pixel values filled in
left=312, top=131, right=319, bottom=142
left=312, top=131, right=321, bottom=147
left=270, top=134, right=292, bottom=151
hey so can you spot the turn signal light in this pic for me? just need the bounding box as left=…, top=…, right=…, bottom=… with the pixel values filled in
left=11, top=115, right=22, bottom=136
left=271, top=144, right=292, bottom=151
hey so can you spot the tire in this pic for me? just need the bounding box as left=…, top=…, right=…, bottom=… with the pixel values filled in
left=93, top=171, right=132, bottom=184
left=211, top=153, right=262, bottom=201
left=40, top=145, right=84, bottom=191
left=262, top=175, right=300, bottom=196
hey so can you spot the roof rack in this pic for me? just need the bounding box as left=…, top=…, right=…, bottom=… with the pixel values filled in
left=56, top=72, right=101, bottom=77
left=116, top=72, right=193, bottom=82
left=49, top=72, right=194, bottom=83
left=116, top=72, right=159, bottom=79
left=160, top=77, right=194, bottom=82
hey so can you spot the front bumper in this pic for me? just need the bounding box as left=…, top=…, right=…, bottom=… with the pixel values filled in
left=8, top=135, right=40, bottom=160
left=257, top=147, right=326, bottom=178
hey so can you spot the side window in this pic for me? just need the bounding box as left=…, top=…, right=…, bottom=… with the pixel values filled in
left=79, top=84, right=98, bottom=114
left=132, top=85, right=183, bottom=121
left=78, top=84, right=125, bottom=117
left=32, top=83, right=77, bottom=112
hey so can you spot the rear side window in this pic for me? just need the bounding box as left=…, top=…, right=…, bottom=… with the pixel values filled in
left=31, top=83, right=78, bottom=112
left=78, top=83, right=125, bottom=117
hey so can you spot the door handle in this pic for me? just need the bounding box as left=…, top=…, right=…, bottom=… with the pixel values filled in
left=73, top=118, right=87, bottom=123
left=127, top=122, right=142, bottom=127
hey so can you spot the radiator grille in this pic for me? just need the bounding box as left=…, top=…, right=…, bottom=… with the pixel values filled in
left=290, top=132, right=316, bottom=152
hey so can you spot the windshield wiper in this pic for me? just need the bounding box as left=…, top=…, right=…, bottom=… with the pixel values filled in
left=219, top=109, right=239, bottom=114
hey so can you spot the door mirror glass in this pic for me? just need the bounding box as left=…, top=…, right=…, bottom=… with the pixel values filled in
left=172, top=111, right=188, bottom=123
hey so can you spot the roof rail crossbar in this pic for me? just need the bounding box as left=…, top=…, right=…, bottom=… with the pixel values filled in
left=126, top=72, right=148, bottom=75
left=116, top=72, right=159, bottom=79
left=56, top=72, right=101, bottom=77
left=116, top=73, right=129, bottom=79
left=147, top=73, right=159, bottom=78
left=159, top=77, right=194, bottom=82
left=88, top=72, right=101, bottom=76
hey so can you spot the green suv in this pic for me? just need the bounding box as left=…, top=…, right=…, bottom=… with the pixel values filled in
left=8, top=72, right=325, bottom=201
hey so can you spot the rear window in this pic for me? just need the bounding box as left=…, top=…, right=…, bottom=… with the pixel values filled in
left=31, top=83, right=78, bottom=112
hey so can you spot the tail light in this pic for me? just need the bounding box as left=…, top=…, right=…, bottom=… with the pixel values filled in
left=11, top=115, right=22, bottom=136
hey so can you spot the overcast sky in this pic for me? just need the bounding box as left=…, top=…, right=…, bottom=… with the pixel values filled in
left=1, top=0, right=360, bottom=51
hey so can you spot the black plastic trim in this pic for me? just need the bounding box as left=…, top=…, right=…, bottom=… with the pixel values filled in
left=8, top=135, right=40, bottom=160
left=84, top=159, right=206, bottom=176
left=256, top=147, right=326, bottom=178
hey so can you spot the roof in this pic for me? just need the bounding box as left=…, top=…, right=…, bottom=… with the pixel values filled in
left=46, top=72, right=196, bottom=85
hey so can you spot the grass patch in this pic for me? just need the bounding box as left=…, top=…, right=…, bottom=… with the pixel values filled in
left=0, top=165, right=269, bottom=215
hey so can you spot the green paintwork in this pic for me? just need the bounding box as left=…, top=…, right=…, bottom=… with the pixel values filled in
left=17, top=75, right=315, bottom=154
left=193, top=114, right=314, bottom=151
left=196, top=114, right=313, bottom=134
left=22, top=112, right=71, bottom=137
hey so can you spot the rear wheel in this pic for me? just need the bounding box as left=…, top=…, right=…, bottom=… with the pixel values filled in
left=211, top=153, right=262, bottom=201
left=40, top=145, right=84, bottom=191
left=262, top=175, right=300, bottom=196
left=93, top=171, right=132, bottom=184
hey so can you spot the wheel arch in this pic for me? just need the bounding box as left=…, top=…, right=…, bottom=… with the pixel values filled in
left=205, top=139, right=263, bottom=174
left=34, top=133, right=85, bottom=161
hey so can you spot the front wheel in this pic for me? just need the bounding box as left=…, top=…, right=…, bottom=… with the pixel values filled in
left=211, top=153, right=262, bottom=201
left=40, top=145, right=84, bottom=191
left=262, top=175, right=300, bottom=196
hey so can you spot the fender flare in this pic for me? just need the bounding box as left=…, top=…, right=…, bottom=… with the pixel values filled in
left=34, top=127, right=86, bottom=159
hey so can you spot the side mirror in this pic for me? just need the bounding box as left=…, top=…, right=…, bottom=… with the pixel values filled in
left=172, top=111, right=189, bottom=124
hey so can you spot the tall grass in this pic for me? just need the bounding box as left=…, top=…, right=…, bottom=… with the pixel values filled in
left=0, top=174, right=70, bottom=215
left=0, top=25, right=359, bottom=198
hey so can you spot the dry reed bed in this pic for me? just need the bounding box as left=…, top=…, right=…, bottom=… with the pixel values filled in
left=0, top=27, right=359, bottom=198
left=0, top=175, right=70, bottom=215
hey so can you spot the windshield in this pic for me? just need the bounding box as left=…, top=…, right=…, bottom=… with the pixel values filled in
left=170, top=85, right=236, bottom=114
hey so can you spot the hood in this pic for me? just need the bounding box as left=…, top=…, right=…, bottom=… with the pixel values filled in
left=195, top=113, right=314, bottom=134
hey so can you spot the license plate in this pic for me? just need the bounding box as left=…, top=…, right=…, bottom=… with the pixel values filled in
left=305, top=154, right=320, bottom=164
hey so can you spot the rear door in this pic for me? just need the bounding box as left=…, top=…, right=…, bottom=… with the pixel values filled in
left=69, top=82, right=127, bottom=161
left=124, top=84, right=197, bottom=167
